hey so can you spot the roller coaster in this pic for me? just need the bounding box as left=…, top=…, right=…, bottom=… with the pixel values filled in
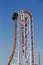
left=8, top=10, right=34, bottom=65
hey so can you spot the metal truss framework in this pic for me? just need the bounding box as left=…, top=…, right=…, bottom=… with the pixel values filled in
left=8, top=10, right=34, bottom=65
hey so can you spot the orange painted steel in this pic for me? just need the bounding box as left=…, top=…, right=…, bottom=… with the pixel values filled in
left=22, top=15, right=27, bottom=59
left=8, top=19, right=17, bottom=65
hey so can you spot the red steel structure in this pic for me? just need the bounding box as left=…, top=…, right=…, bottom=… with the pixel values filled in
left=8, top=10, right=34, bottom=65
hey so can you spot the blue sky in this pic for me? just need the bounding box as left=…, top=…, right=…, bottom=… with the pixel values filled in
left=0, top=0, right=43, bottom=65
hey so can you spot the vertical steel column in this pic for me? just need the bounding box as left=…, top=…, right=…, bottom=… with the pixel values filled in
left=31, top=16, right=34, bottom=65
left=38, top=50, right=40, bottom=65
left=23, top=10, right=34, bottom=65
left=21, top=14, right=27, bottom=65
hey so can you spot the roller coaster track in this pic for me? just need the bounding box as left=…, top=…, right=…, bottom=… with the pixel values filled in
left=8, top=10, right=34, bottom=65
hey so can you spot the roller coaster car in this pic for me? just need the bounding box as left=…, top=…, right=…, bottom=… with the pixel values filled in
left=12, top=13, right=18, bottom=20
